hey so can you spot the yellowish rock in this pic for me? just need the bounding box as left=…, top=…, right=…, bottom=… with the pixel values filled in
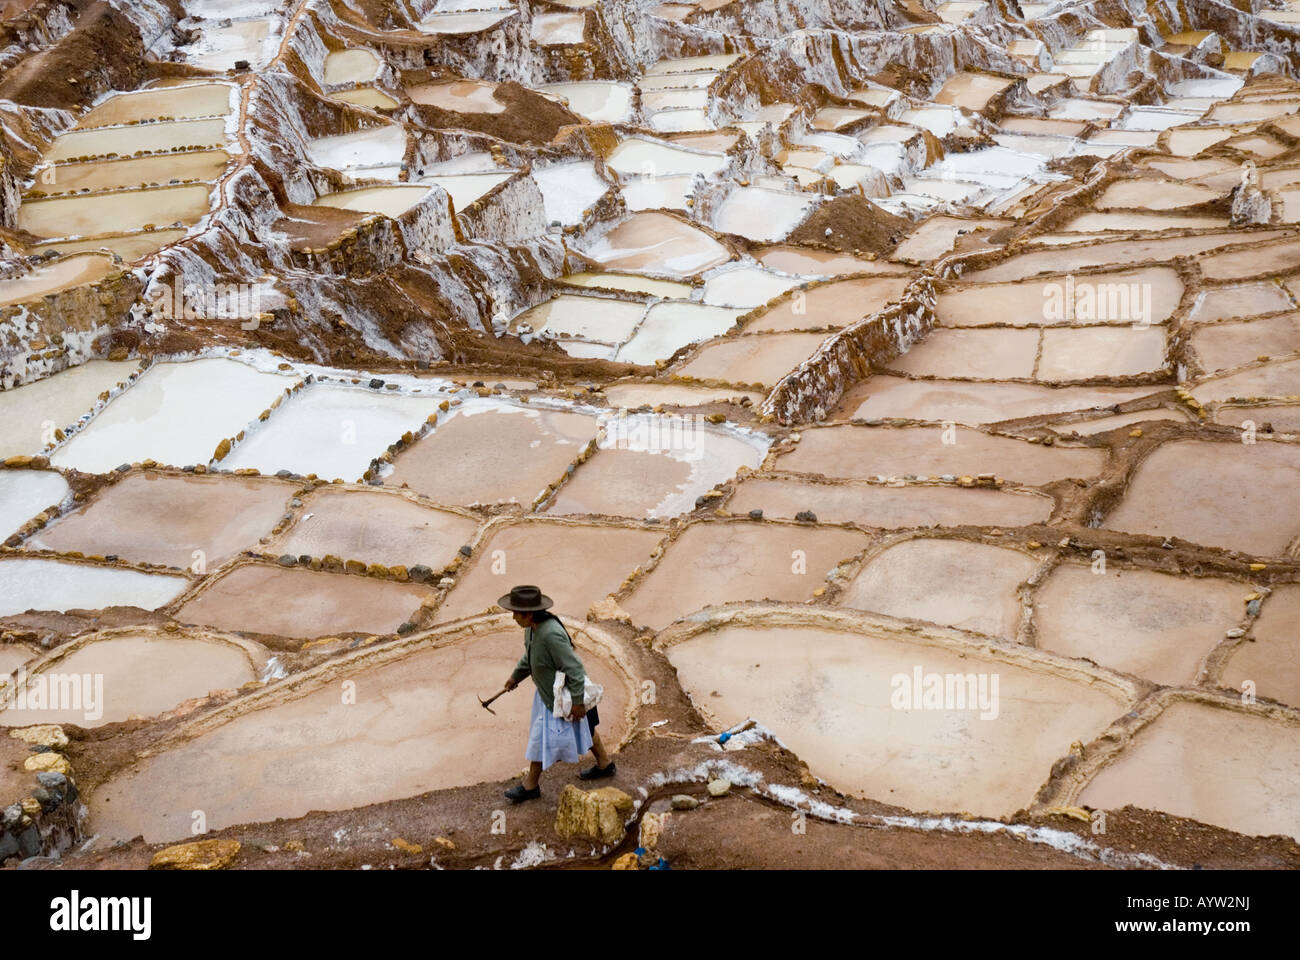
left=24, top=752, right=71, bottom=775
left=555, top=785, right=635, bottom=846
left=1043, top=805, right=1092, bottom=823
left=150, top=838, right=241, bottom=870
left=611, top=852, right=639, bottom=870
left=9, top=724, right=68, bottom=749
left=587, top=596, right=632, bottom=623
left=433, top=836, right=456, bottom=851
left=391, top=837, right=422, bottom=855
left=20, top=797, right=41, bottom=818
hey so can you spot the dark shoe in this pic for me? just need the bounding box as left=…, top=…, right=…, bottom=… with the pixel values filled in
left=579, top=762, right=616, bottom=781
left=505, top=784, right=541, bottom=803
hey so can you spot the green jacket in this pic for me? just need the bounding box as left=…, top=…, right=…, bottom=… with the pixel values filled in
left=510, top=616, right=587, bottom=713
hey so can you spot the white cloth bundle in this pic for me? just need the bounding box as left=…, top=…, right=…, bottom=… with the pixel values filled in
left=552, top=671, right=603, bottom=720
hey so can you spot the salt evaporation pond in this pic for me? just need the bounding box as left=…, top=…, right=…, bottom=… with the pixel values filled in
left=314, top=184, right=433, bottom=218
left=0, top=631, right=260, bottom=728
left=0, top=253, right=117, bottom=306
left=714, top=187, right=817, bottom=242
left=0, top=471, right=69, bottom=540
left=615, top=301, right=743, bottom=365
left=305, top=125, right=406, bottom=173
left=0, top=360, right=138, bottom=457
left=702, top=266, right=800, bottom=308
left=408, top=78, right=503, bottom=113
left=422, top=173, right=512, bottom=210
left=75, top=82, right=233, bottom=127
left=579, top=212, right=731, bottom=277
left=606, top=139, right=727, bottom=177
left=0, top=557, right=189, bottom=617
left=323, top=48, right=381, bottom=85
left=220, top=383, right=444, bottom=482
left=50, top=358, right=296, bottom=474
left=531, top=161, right=608, bottom=225
left=537, top=81, right=632, bottom=123
left=19, top=185, right=212, bottom=240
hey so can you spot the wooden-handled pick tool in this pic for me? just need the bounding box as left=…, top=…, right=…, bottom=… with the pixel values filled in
left=478, top=685, right=510, bottom=715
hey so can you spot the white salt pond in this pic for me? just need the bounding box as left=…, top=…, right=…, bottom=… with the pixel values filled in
left=578, top=211, right=731, bottom=277
left=621, top=175, right=694, bottom=212
left=512, top=294, right=647, bottom=343
left=702, top=266, right=800, bottom=308
left=536, top=82, right=633, bottom=123
left=220, top=383, right=444, bottom=482
left=305, top=125, right=406, bottom=173
left=407, top=79, right=503, bottom=113
left=615, top=301, right=744, bottom=365
left=0, top=558, right=188, bottom=617
left=49, top=359, right=295, bottom=474
left=0, top=253, right=117, bottom=306
left=0, top=360, right=139, bottom=457
left=531, top=11, right=585, bottom=44
left=713, top=186, right=817, bottom=242
left=607, top=139, right=727, bottom=178
left=560, top=272, right=691, bottom=298
left=532, top=161, right=608, bottom=225
left=422, top=173, right=512, bottom=210
left=0, top=471, right=69, bottom=540
left=323, top=49, right=382, bottom=86
left=314, top=184, right=433, bottom=218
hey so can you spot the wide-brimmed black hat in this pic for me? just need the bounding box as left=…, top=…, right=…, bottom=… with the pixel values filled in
left=498, top=584, right=554, bottom=612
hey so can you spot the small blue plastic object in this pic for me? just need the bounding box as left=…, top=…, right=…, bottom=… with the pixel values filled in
left=634, top=846, right=646, bottom=857
left=718, top=732, right=732, bottom=745
left=648, top=857, right=670, bottom=871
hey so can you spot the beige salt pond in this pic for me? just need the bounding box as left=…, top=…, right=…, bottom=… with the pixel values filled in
left=665, top=618, right=1129, bottom=817
left=1102, top=439, right=1300, bottom=556
left=560, top=272, right=691, bottom=299
left=1192, top=357, right=1300, bottom=402
left=76, top=83, right=232, bottom=128
left=889, top=328, right=1040, bottom=380
left=314, top=185, right=433, bottom=218
left=175, top=564, right=430, bottom=639
left=0, top=629, right=260, bottom=728
left=674, top=332, right=827, bottom=386
left=27, top=472, right=293, bottom=569
left=1078, top=699, right=1300, bottom=841
left=1221, top=584, right=1300, bottom=708
left=435, top=520, right=663, bottom=622
left=546, top=416, right=765, bottom=518
left=274, top=488, right=479, bottom=569
left=36, top=150, right=229, bottom=194
left=835, top=375, right=1159, bottom=425
left=36, top=229, right=187, bottom=263
left=756, top=246, right=887, bottom=276
left=90, top=626, right=630, bottom=842
left=407, top=79, right=503, bottom=113
left=323, top=48, right=381, bottom=85
left=747, top=276, right=910, bottom=333
left=936, top=268, right=1183, bottom=327
left=1095, top=180, right=1220, bottom=210
left=1037, top=325, right=1168, bottom=381
left=1033, top=563, right=1246, bottom=685
left=511, top=294, right=646, bottom=343
left=329, top=88, right=400, bottom=110
left=0, top=644, right=33, bottom=677
left=579, top=212, right=730, bottom=278
left=730, top=476, right=1053, bottom=529
left=1192, top=281, right=1294, bottom=322
left=19, top=185, right=212, bottom=239
left=386, top=404, right=600, bottom=507
left=839, top=538, right=1037, bottom=639
left=621, top=522, right=869, bottom=630
left=1053, top=407, right=1188, bottom=436
left=44, top=118, right=227, bottom=162
left=780, top=425, right=1106, bottom=486
left=0, top=359, right=138, bottom=457
left=1192, top=313, right=1300, bottom=373
left=0, top=253, right=117, bottom=306
left=600, top=382, right=764, bottom=408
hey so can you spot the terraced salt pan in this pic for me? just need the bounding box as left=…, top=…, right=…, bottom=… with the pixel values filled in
left=418, top=10, right=517, bottom=33
left=649, top=109, right=713, bottom=133
left=0, top=253, right=116, bottom=306
left=435, top=522, right=663, bottom=622
left=175, top=564, right=430, bottom=639
left=713, top=186, right=817, bottom=242
left=1063, top=212, right=1227, bottom=233
left=1054, top=408, right=1188, bottom=436
left=0, top=645, right=32, bottom=676
left=185, top=18, right=276, bottom=72
left=674, top=332, right=828, bottom=387
left=329, top=88, right=400, bottom=110
left=76, top=83, right=233, bottom=128
left=1222, top=585, right=1300, bottom=707
left=387, top=404, right=600, bottom=506
left=621, top=175, right=694, bottom=212
left=305, top=125, right=406, bottom=173
left=0, top=631, right=258, bottom=728
left=1214, top=403, right=1300, bottom=434
left=422, top=173, right=511, bottom=210
left=936, top=268, right=1184, bottom=327
left=621, top=523, right=869, bottom=630
left=579, top=212, right=730, bottom=277
left=537, top=82, right=632, bottom=123
left=1192, top=314, right=1300, bottom=373
left=323, top=49, right=381, bottom=85
left=314, top=184, right=433, bottom=218
left=37, top=230, right=187, bottom=263
left=36, top=150, right=230, bottom=194
left=1192, top=358, right=1300, bottom=402
left=531, top=161, right=608, bottom=225
left=779, top=425, right=1107, bottom=486
left=606, top=139, right=727, bottom=178
left=408, top=79, right=503, bottom=113
left=840, top=538, right=1037, bottom=639
left=44, top=118, right=227, bottom=161
left=0, top=471, right=69, bottom=540
left=836, top=376, right=1158, bottom=425
left=1078, top=700, right=1300, bottom=841
left=890, top=328, right=1040, bottom=380
left=19, top=185, right=212, bottom=239
left=1096, top=180, right=1219, bottom=209
left=1164, top=126, right=1235, bottom=157
left=560, top=273, right=691, bottom=298
left=90, top=628, right=628, bottom=843
left=0, top=359, right=138, bottom=456
left=615, top=302, right=743, bottom=365
left=0, top=558, right=188, bottom=617
left=27, top=472, right=291, bottom=569
left=702, top=267, right=799, bottom=308
left=1037, top=326, right=1167, bottom=380
left=891, top=217, right=1011, bottom=263
left=512, top=294, right=646, bottom=343
left=1034, top=564, right=1244, bottom=685
left=730, top=476, right=1054, bottom=529
left=220, top=383, right=443, bottom=482
left=50, top=359, right=294, bottom=474
left=1102, top=439, right=1300, bottom=556
left=1200, top=238, right=1300, bottom=281
left=667, top=621, right=1128, bottom=817
left=757, top=247, right=884, bottom=276
left=601, top=382, right=764, bottom=408
left=545, top=415, right=766, bottom=518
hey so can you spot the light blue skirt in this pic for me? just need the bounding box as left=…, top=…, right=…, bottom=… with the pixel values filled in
left=525, top=689, right=593, bottom=770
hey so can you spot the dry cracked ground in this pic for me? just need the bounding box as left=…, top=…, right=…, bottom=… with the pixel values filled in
left=0, top=0, right=1298, bottom=872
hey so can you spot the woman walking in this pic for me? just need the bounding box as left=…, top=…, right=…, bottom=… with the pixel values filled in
left=498, top=585, right=615, bottom=803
